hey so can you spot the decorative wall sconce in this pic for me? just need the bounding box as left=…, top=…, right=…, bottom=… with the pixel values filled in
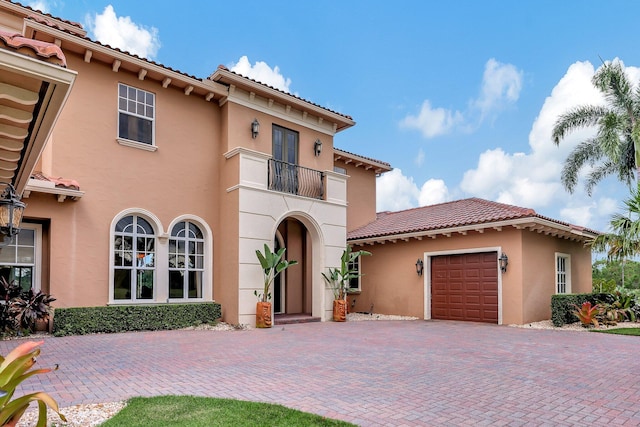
left=314, top=139, right=322, bottom=156
left=415, top=258, right=424, bottom=277
left=499, top=253, right=509, bottom=273
left=0, top=184, right=25, bottom=247
left=251, top=118, right=260, bottom=139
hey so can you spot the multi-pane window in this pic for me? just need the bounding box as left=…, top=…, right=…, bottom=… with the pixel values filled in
left=555, top=253, right=571, bottom=294
left=118, top=83, right=155, bottom=145
left=0, top=227, right=37, bottom=292
left=347, top=256, right=361, bottom=292
left=113, top=215, right=155, bottom=300
left=273, top=125, right=298, bottom=164
left=168, top=221, right=204, bottom=299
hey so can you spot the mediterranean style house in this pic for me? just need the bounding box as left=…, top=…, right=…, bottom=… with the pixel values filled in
left=0, top=1, right=596, bottom=327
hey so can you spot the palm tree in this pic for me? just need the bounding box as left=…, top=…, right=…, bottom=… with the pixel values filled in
left=589, top=184, right=640, bottom=286
left=552, top=59, right=640, bottom=195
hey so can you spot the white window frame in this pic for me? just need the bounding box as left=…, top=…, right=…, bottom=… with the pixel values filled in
left=555, top=253, right=571, bottom=294
left=0, top=223, right=42, bottom=292
left=347, top=255, right=362, bottom=293
left=117, top=83, right=157, bottom=152
left=168, top=220, right=205, bottom=301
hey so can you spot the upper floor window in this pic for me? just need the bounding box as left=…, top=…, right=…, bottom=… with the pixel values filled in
left=555, top=253, right=571, bottom=294
left=113, top=215, right=155, bottom=301
left=273, top=125, right=298, bottom=164
left=169, top=221, right=205, bottom=300
left=334, top=166, right=347, bottom=175
left=118, top=83, right=155, bottom=146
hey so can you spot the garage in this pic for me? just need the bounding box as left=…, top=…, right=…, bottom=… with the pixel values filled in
left=431, top=252, right=498, bottom=323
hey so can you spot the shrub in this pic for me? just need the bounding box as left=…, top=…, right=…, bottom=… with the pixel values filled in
left=0, top=278, right=55, bottom=335
left=52, top=302, right=222, bottom=337
left=0, top=341, right=66, bottom=426
left=573, top=301, right=600, bottom=327
left=550, top=293, right=613, bottom=326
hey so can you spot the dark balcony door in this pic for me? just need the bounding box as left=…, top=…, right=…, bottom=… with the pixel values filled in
left=273, top=125, right=298, bottom=194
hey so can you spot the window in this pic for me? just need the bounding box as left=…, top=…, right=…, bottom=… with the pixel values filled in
left=169, top=221, right=204, bottom=299
left=555, top=253, right=571, bottom=294
left=272, top=125, right=298, bottom=164
left=334, top=166, right=347, bottom=175
left=347, top=256, right=361, bottom=292
left=118, top=83, right=155, bottom=145
left=113, top=215, right=155, bottom=301
left=0, top=225, right=41, bottom=292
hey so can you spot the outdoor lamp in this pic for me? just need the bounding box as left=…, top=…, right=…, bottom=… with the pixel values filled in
left=0, top=184, right=25, bottom=247
left=415, top=258, right=424, bottom=276
left=499, top=253, right=509, bottom=273
left=251, top=118, right=260, bottom=139
left=314, top=139, right=323, bottom=156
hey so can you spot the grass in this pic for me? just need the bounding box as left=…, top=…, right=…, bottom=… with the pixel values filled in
left=100, top=395, right=355, bottom=427
left=591, top=327, right=640, bottom=336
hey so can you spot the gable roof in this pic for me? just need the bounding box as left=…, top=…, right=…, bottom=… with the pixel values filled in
left=348, top=198, right=599, bottom=244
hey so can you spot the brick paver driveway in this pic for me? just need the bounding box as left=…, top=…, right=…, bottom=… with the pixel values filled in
left=2, top=320, right=638, bottom=426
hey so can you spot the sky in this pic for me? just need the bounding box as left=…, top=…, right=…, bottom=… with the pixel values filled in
left=24, top=0, right=640, bottom=234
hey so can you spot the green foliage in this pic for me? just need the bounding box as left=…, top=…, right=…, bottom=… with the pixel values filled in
left=551, top=294, right=594, bottom=326
left=254, top=244, right=298, bottom=302
left=598, top=290, right=637, bottom=324
left=552, top=291, right=638, bottom=326
left=102, top=395, right=355, bottom=427
left=0, top=278, right=55, bottom=335
left=52, top=303, right=221, bottom=337
left=0, top=341, right=66, bottom=426
left=573, top=301, right=600, bottom=327
left=591, top=327, right=640, bottom=336
left=592, top=259, right=640, bottom=289
left=322, top=246, right=371, bottom=301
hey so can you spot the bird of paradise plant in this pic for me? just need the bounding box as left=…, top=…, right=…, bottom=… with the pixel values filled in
left=0, top=340, right=66, bottom=427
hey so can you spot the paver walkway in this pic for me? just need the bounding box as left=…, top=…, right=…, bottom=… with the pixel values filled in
left=1, top=320, right=638, bottom=426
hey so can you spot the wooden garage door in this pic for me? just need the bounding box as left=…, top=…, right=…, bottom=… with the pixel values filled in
left=431, top=252, right=498, bottom=323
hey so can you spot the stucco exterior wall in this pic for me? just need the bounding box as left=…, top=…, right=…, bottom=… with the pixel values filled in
left=340, top=161, right=378, bottom=232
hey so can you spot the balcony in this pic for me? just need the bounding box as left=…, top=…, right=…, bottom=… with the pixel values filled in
left=268, top=158, right=324, bottom=200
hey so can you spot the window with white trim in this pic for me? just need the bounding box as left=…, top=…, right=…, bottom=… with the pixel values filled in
left=169, top=221, right=204, bottom=299
left=118, top=83, right=155, bottom=145
left=113, top=215, right=155, bottom=301
left=555, top=253, right=571, bottom=294
left=347, top=256, right=361, bottom=292
left=0, top=224, right=41, bottom=292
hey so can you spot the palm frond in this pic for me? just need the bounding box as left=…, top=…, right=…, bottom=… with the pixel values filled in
left=552, top=105, right=609, bottom=145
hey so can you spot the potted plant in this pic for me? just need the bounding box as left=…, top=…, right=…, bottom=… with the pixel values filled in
left=9, top=289, right=56, bottom=333
left=254, top=243, right=297, bottom=328
left=322, top=246, right=371, bottom=322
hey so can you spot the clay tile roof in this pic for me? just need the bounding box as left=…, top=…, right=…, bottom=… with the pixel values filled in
left=26, top=13, right=84, bottom=35
left=11, top=1, right=83, bottom=29
left=0, top=29, right=66, bottom=66
left=347, top=197, right=596, bottom=240
left=212, top=66, right=353, bottom=121
left=31, top=172, right=79, bottom=190
left=334, top=147, right=391, bottom=169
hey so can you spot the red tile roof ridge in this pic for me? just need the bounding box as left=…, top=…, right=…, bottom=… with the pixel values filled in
left=347, top=197, right=598, bottom=241
left=0, top=28, right=66, bottom=66
left=11, top=1, right=84, bottom=30
left=212, top=66, right=353, bottom=121
left=31, top=171, right=79, bottom=190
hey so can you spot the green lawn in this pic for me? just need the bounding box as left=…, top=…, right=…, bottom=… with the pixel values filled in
left=100, top=395, right=355, bottom=427
left=591, top=328, right=640, bottom=336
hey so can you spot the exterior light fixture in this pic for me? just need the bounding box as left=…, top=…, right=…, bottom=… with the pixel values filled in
left=251, top=118, right=260, bottom=139
left=415, top=258, right=424, bottom=276
left=314, top=139, right=322, bottom=156
left=0, top=184, right=25, bottom=247
left=499, top=253, right=509, bottom=273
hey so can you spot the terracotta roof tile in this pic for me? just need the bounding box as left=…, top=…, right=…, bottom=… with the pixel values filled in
left=31, top=171, right=79, bottom=190
left=334, top=147, right=391, bottom=169
left=347, top=198, right=595, bottom=240
left=11, top=1, right=83, bottom=30
left=0, top=29, right=66, bottom=66
left=214, top=65, right=353, bottom=121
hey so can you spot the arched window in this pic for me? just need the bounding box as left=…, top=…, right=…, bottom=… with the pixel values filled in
left=169, top=221, right=204, bottom=299
left=113, top=215, right=155, bottom=301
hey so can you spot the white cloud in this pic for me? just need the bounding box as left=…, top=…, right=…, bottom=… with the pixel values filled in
left=399, top=100, right=463, bottom=138
left=415, top=148, right=425, bottom=167
left=400, top=58, right=522, bottom=139
left=229, top=56, right=293, bottom=94
left=87, top=5, right=160, bottom=59
left=473, top=58, right=523, bottom=120
left=419, top=179, right=449, bottom=206
left=26, top=0, right=50, bottom=13
left=376, top=169, right=420, bottom=212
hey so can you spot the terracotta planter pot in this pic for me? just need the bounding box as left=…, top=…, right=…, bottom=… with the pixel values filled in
left=256, top=301, right=272, bottom=328
left=33, top=317, right=49, bottom=333
left=333, top=299, right=347, bottom=322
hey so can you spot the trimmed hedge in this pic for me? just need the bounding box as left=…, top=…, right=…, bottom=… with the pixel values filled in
left=551, top=293, right=614, bottom=327
left=52, top=302, right=222, bottom=337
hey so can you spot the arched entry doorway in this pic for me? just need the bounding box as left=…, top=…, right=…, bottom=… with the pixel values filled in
left=273, top=217, right=314, bottom=321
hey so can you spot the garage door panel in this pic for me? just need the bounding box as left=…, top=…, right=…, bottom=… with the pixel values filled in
left=431, top=252, right=498, bottom=324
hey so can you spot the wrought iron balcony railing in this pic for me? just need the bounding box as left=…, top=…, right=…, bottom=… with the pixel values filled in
left=268, top=158, right=324, bottom=200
